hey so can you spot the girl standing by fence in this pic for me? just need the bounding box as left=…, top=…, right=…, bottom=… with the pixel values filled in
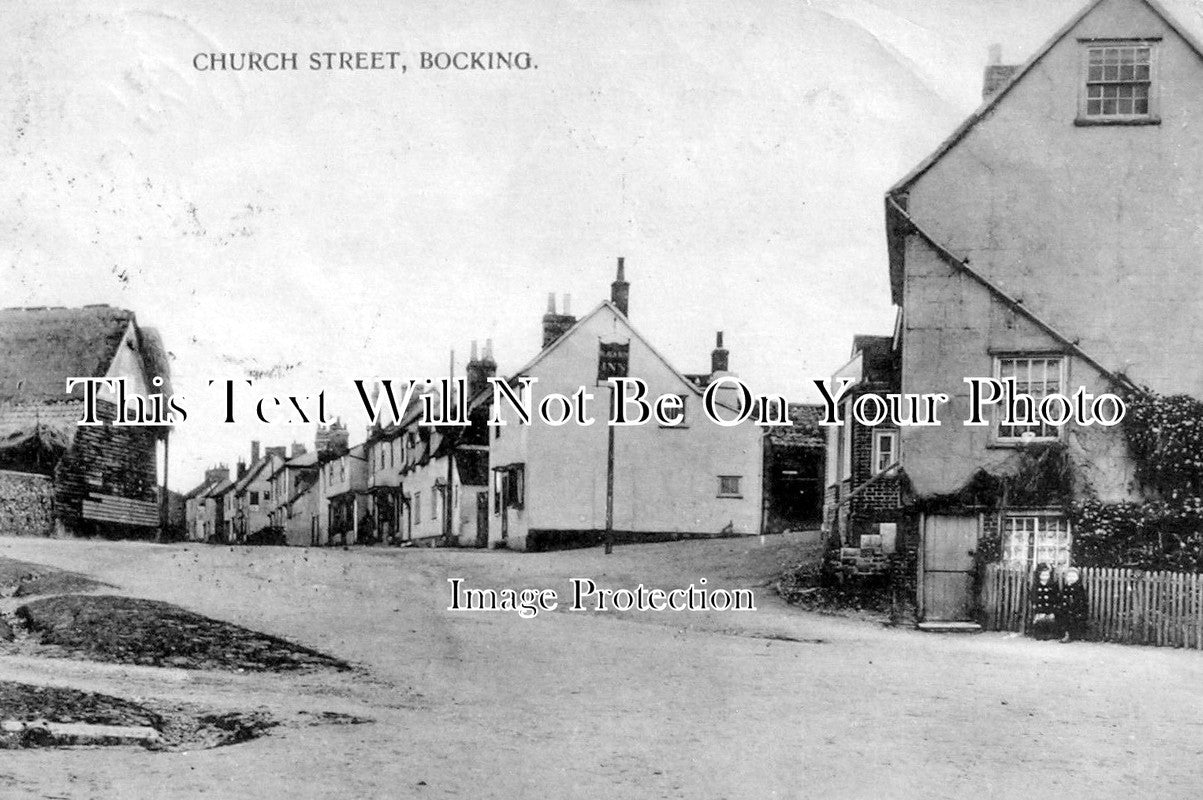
left=1029, top=563, right=1059, bottom=640
left=1058, top=567, right=1088, bottom=642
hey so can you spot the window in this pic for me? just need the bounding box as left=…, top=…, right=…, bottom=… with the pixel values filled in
left=249, top=491, right=259, bottom=507
left=414, top=492, right=421, bottom=525
left=994, top=355, right=1066, bottom=442
left=718, top=475, right=742, bottom=497
left=1079, top=41, right=1157, bottom=122
left=263, top=490, right=270, bottom=501
left=872, top=429, right=898, bottom=474
left=506, top=467, right=525, bottom=508
left=1002, top=514, right=1072, bottom=570
left=432, top=489, right=440, bottom=521
left=659, top=395, right=688, bottom=427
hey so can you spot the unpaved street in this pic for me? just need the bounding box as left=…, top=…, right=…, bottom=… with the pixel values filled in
left=1, top=533, right=1201, bottom=799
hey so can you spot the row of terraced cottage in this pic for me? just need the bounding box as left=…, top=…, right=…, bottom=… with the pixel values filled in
left=182, top=261, right=828, bottom=552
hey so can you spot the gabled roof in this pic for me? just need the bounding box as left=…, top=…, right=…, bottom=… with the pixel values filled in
left=506, top=299, right=737, bottom=408
left=182, top=480, right=214, bottom=501
left=233, top=456, right=273, bottom=494
left=268, top=450, right=319, bottom=480
left=205, top=478, right=235, bottom=498
left=0, top=305, right=172, bottom=403
left=889, top=0, right=1203, bottom=197
left=885, top=0, right=1203, bottom=304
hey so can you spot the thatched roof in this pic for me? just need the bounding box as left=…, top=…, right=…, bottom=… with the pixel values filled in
left=0, top=305, right=172, bottom=404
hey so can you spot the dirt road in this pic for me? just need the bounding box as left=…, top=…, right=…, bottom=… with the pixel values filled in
left=1, top=534, right=1201, bottom=799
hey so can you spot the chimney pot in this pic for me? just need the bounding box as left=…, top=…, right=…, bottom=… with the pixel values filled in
left=467, top=337, right=498, bottom=398
left=470, top=339, right=479, bottom=362
left=982, top=45, right=1018, bottom=100
left=562, top=293, right=571, bottom=315
left=542, top=292, right=577, bottom=348
left=711, top=330, right=729, bottom=375
left=610, top=256, right=630, bottom=317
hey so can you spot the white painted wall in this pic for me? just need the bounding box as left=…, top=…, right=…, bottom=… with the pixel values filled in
left=489, top=303, right=763, bottom=550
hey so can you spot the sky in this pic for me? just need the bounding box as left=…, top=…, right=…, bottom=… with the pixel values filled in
left=1, top=0, right=1084, bottom=489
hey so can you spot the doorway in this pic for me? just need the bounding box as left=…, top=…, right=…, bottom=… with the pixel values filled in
left=919, top=514, right=980, bottom=621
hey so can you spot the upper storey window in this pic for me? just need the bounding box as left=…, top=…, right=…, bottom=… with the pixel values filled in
left=1078, top=40, right=1159, bottom=124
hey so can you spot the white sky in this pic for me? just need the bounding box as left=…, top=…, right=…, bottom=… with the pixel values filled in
left=1, top=0, right=1083, bottom=489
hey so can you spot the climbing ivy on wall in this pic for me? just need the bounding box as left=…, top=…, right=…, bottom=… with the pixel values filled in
left=1069, top=389, right=1203, bottom=572
left=1122, top=390, right=1203, bottom=498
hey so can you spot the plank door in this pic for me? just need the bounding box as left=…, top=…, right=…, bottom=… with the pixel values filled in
left=921, top=514, right=980, bottom=622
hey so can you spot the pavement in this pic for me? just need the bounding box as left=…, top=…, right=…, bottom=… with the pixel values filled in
left=0, top=532, right=1201, bottom=799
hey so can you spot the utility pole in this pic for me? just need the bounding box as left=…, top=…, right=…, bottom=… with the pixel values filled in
left=597, top=335, right=629, bottom=556
left=445, top=348, right=455, bottom=547
left=604, top=386, right=615, bottom=555
left=157, top=432, right=169, bottom=544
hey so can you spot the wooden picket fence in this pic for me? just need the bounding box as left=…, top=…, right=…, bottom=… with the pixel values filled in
left=981, top=563, right=1203, bottom=649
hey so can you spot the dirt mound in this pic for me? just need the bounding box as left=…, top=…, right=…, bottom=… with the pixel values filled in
left=0, top=681, right=279, bottom=750
left=0, top=681, right=161, bottom=730
left=16, top=595, right=350, bottom=672
left=0, top=556, right=107, bottom=598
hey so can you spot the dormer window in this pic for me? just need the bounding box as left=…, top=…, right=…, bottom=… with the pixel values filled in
left=1077, top=40, right=1159, bottom=124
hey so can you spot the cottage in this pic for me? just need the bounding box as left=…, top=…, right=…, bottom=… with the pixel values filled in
left=821, top=335, right=904, bottom=574
left=885, top=0, right=1203, bottom=620
left=358, top=347, right=494, bottom=547
left=266, top=443, right=320, bottom=546
left=0, top=305, right=170, bottom=539
left=488, top=260, right=764, bottom=551
left=230, top=442, right=286, bottom=543
left=320, top=442, right=369, bottom=546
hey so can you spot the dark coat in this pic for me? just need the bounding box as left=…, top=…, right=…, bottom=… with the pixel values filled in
left=1031, top=582, right=1058, bottom=615
left=1059, top=581, right=1088, bottom=623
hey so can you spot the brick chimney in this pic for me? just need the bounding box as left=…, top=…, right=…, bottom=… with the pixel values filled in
left=315, top=420, right=349, bottom=457
left=711, top=331, right=729, bottom=375
left=250, top=440, right=261, bottom=464
left=466, top=339, right=498, bottom=399
left=982, top=44, right=1019, bottom=100
left=611, top=256, right=629, bottom=317
left=290, top=441, right=307, bottom=458
left=236, top=460, right=247, bottom=480
left=542, top=293, right=577, bottom=349
left=265, top=445, right=287, bottom=461
left=204, top=465, right=230, bottom=484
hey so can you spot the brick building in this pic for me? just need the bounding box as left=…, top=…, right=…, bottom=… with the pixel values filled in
left=822, top=335, right=906, bottom=573
left=0, top=305, right=170, bottom=538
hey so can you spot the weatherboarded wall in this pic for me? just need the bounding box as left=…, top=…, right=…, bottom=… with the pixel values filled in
left=0, top=469, right=55, bottom=536
left=53, top=401, right=160, bottom=537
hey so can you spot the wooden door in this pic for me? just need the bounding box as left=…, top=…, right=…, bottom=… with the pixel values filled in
left=475, top=492, right=489, bottom=548
left=921, top=514, right=979, bottom=622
